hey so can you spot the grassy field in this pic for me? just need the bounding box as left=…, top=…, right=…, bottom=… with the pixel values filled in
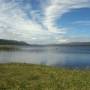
left=0, top=63, right=90, bottom=90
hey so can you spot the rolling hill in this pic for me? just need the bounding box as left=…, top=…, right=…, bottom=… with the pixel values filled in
left=0, top=39, right=30, bottom=46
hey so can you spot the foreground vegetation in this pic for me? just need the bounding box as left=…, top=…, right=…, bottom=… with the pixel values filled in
left=0, top=63, right=90, bottom=90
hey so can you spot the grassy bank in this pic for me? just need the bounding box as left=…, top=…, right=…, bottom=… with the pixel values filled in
left=0, top=63, right=90, bottom=90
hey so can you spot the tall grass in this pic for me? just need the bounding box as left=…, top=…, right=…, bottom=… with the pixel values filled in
left=0, top=63, right=90, bottom=90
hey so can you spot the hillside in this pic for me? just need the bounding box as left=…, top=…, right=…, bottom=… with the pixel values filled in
left=0, top=39, right=30, bottom=46
left=0, top=39, right=30, bottom=50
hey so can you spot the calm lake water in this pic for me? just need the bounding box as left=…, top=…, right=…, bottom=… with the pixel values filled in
left=0, top=46, right=90, bottom=68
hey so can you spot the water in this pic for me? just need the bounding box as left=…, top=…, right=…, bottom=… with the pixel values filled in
left=0, top=46, right=90, bottom=68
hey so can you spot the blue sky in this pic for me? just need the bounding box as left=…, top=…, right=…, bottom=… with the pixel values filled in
left=57, top=8, right=90, bottom=37
left=0, top=0, right=90, bottom=44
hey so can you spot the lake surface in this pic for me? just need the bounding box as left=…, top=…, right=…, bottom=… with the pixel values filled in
left=0, top=46, right=90, bottom=68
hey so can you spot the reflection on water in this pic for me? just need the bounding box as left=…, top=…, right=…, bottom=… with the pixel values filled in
left=0, top=46, right=90, bottom=68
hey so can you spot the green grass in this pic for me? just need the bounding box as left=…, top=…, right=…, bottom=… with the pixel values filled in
left=0, top=63, right=90, bottom=90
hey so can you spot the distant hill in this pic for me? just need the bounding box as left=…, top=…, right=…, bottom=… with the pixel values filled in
left=0, top=39, right=30, bottom=46
left=0, top=39, right=90, bottom=46
left=60, top=42, right=90, bottom=46
left=50, top=42, right=90, bottom=46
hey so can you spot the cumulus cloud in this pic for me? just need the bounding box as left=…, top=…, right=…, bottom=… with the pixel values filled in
left=0, top=0, right=90, bottom=44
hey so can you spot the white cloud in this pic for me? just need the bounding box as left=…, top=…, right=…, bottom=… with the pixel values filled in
left=66, top=37, right=90, bottom=42
left=0, top=0, right=54, bottom=44
left=42, top=0, right=90, bottom=42
left=0, top=0, right=90, bottom=44
left=43, top=0, right=90, bottom=33
left=72, top=21, right=90, bottom=26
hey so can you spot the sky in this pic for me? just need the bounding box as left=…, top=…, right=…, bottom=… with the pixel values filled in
left=0, top=0, right=90, bottom=44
